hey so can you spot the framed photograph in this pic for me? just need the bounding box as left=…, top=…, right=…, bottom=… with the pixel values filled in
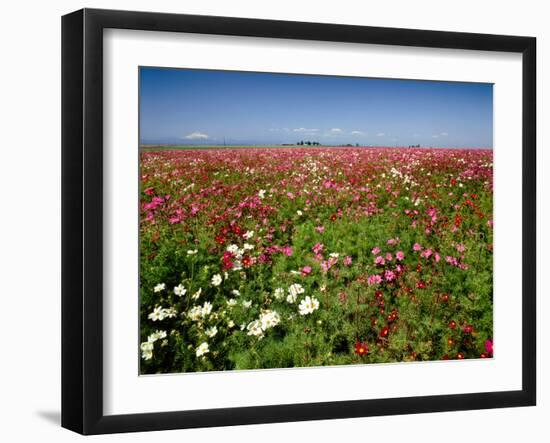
left=62, top=8, right=536, bottom=435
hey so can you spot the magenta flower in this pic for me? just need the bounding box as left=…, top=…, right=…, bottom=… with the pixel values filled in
left=385, top=252, right=393, bottom=261
left=301, top=266, right=312, bottom=276
left=283, top=246, right=293, bottom=256
left=343, top=256, right=353, bottom=266
left=371, top=246, right=381, bottom=255
left=485, top=339, right=494, bottom=356
left=413, top=243, right=423, bottom=251
left=315, top=226, right=325, bottom=233
left=396, top=251, right=405, bottom=261
left=374, top=256, right=385, bottom=265
left=384, top=270, right=396, bottom=281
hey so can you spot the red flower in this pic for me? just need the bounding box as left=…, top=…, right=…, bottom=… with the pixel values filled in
left=449, top=320, right=457, bottom=329
left=380, top=326, right=390, bottom=338
left=462, top=324, right=473, bottom=334
left=457, top=352, right=465, bottom=359
left=355, top=341, right=369, bottom=356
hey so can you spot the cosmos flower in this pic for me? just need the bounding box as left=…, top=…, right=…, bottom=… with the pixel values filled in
left=287, top=283, right=305, bottom=303
left=298, top=296, right=320, bottom=315
left=173, top=284, right=186, bottom=296
left=211, top=274, right=222, bottom=286
left=153, top=283, right=165, bottom=293
left=196, top=342, right=210, bottom=357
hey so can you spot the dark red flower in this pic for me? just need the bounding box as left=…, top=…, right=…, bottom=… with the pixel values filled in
left=380, top=326, right=389, bottom=338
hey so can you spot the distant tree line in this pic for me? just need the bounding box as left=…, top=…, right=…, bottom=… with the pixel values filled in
left=297, top=140, right=321, bottom=146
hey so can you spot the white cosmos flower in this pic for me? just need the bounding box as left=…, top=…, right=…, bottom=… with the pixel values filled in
left=196, top=342, right=209, bottom=357
left=187, top=249, right=198, bottom=255
left=259, top=310, right=281, bottom=330
left=147, top=330, right=167, bottom=343
left=226, top=244, right=239, bottom=254
left=297, top=210, right=303, bottom=216
left=192, top=288, right=202, bottom=300
left=227, top=320, right=235, bottom=328
left=298, top=296, right=320, bottom=316
left=287, top=283, right=305, bottom=303
left=201, top=301, right=213, bottom=316
left=205, top=326, right=218, bottom=338
left=188, top=305, right=203, bottom=321
left=243, top=230, right=254, bottom=239
left=273, top=288, right=284, bottom=300
left=227, top=298, right=237, bottom=307
left=231, top=289, right=240, bottom=296
left=211, top=274, right=222, bottom=286
left=163, top=307, right=177, bottom=319
left=140, top=341, right=154, bottom=360
left=242, top=300, right=252, bottom=309
left=258, top=189, right=266, bottom=199
left=329, top=252, right=340, bottom=258
left=246, top=320, right=264, bottom=338
left=243, top=243, right=254, bottom=250
left=173, top=284, right=186, bottom=296
left=148, top=306, right=165, bottom=321
left=153, top=283, right=165, bottom=293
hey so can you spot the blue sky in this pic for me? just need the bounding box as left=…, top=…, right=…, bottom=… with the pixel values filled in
left=139, top=67, right=493, bottom=147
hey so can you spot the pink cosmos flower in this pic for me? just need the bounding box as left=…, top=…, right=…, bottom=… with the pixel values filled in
left=283, top=246, right=293, bottom=256
left=421, top=248, right=433, bottom=259
left=343, top=256, right=353, bottom=266
left=396, top=251, right=405, bottom=261
left=384, top=270, right=396, bottom=281
left=301, top=266, right=312, bottom=276
left=413, top=243, right=423, bottom=251
left=434, top=252, right=441, bottom=263
left=312, top=243, right=324, bottom=254
left=315, top=226, right=325, bottom=233
left=374, top=256, right=385, bottom=265
left=371, top=247, right=381, bottom=255
left=144, top=187, right=155, bottom=195
left=385, top=252, right=393, bottom=261
left=367, top=274, right=383, bottom=285
left=387, top=238, right=397, bottom=246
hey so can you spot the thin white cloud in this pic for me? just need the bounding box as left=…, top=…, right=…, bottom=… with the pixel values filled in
left=329, top=128, right=342, bottom=133
left=351, top=130, right=364, bottom=136
left=184, top=132, right=209, bottom=140
left=268, top=128, right=279, bottom=132
left=293, top=127, right=319, bottom=133
left=440, top=132, right=448, bottom=136
left=376, top=132, right=385, bottom=137
left=432, top=134, right=439, bottom=138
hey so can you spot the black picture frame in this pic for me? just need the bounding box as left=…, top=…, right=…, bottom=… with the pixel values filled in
left=62, top=8, right=536, bottom=435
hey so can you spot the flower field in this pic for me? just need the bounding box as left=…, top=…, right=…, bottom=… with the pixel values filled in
left=139, top=147, right=493, bottom=374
